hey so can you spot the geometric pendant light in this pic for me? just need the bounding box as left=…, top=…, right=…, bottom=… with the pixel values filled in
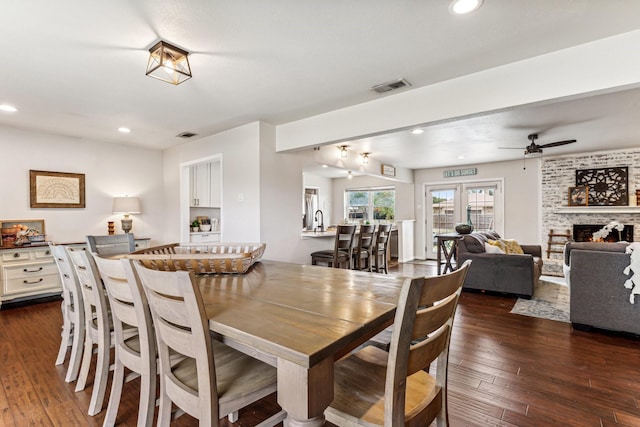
left=145, top=41, right=192, bottom=85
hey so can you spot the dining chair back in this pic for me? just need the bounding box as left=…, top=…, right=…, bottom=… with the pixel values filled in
left=372, top=223, right=392, bottom=274
left=353, top=224, right=376, bottom=271
left=310, top=224, right=357, bottom=269
left=50, top=242, right=86, bottom=383
left=131, top=260, right=285, bottom=426
left=66, top=247, right=114, bottom=416
left=86, top=234, right=135, bottom=257
left=92, top=253, right=156, bottom=427
left=325, top=260, right=472, bottom=427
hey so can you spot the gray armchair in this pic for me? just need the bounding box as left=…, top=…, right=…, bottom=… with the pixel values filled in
left=456, top=231, right=542, bottom=298
left=566, top=242, right=640, bottom=335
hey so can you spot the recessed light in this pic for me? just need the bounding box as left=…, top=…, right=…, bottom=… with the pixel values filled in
left=457, top=155, right=465, bottom=159
left=411, top=129, right=424, bottom=135
left=0, top=104, right=17, bottom=113
left=118, top=127, right=131, bottom=133
left=449, top=0, right=483, bottom=15
left=322, top=164, right=328, bottom=168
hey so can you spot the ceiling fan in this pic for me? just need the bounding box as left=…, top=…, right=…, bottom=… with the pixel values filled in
left=501, top=133, right=577, bottom=155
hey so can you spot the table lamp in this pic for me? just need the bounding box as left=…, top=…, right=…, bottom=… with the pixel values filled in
left=112, top=196, right=141, bottom=233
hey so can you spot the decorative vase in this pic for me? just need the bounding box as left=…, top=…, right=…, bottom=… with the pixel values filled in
left=455, top=223, right=473, bottom=234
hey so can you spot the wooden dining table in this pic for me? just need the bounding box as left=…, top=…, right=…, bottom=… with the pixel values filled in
left=195, top=259, right=410, bottom=426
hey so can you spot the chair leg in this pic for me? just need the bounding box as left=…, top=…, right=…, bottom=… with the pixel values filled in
left=56, top=306, right=71, bottom=366
left=137, top=370, right=157, bottom=427
left=75, top=335, right=94, bottom=392
left=104, top=358, right=125, bottom=426
left=157, top=386, right=172, bottom=427
left=65, top=320, right=84, bottom=383
left=87, top=337, right=110, bottom=416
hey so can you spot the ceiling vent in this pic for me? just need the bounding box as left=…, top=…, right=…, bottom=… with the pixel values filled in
left=371, top=78, right=412, bottom=94
left=176, top=131, right=198, bottom=138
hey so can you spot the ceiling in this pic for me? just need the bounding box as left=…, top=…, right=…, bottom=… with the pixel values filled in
left=2, top=1, right=640, bottom=171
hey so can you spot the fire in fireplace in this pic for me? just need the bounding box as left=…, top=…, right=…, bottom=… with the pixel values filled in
left=573, top=224, right=634, bottom=242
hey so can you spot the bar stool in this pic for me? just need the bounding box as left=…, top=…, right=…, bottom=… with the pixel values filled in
left=352, top=224, right=376, bottom=271
left=311, top=225, right=357, bottom=269
left=372, top=224, right=392, bottom=274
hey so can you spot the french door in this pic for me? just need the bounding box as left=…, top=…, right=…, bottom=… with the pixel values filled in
left=425, top=180, right=503, bottom=259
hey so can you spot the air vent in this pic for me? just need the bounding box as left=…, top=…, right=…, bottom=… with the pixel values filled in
left=176, top=131, right=198, bottom=138
left=371, top=78, right=412, bottom=94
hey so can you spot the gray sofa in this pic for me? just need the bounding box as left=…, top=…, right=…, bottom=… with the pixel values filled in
left=456, top=231, right=543, bottom=298
left=566, top=242, right=640, bottom=335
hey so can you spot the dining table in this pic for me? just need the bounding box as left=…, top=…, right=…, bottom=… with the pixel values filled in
left=195, top=259, right=410, bottom=426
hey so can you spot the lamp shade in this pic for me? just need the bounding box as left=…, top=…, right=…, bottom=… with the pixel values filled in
left=146, top=40, right=192, bottom=85
left=112, top=197, right=141, bottom=215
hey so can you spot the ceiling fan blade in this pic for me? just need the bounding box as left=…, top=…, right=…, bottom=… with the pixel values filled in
left=497, top=147, right=526, bottom=150
left=539, top=139, right=576, bottom=149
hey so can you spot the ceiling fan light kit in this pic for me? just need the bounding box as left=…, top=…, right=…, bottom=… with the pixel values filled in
left=146, top=40, right=192, bottom=85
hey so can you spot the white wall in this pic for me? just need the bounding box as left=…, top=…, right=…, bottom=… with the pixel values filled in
left=0, top=126, right=164, bottom=244
left=414, top=158, right=541, bottom=259
left=259, top=122, right=311, bottom=262
left=163, top=123, right=262, bottom=245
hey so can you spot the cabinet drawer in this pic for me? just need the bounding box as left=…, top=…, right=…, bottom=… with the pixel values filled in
left=3, top=269, right=60, bottom=296
left=34, top=247, right=53, bottom=259
left=2, top=250, right=32, bottom=262
left=190, top=233, right=220, bottom=243
left=3, top=262, right=58, bottom=280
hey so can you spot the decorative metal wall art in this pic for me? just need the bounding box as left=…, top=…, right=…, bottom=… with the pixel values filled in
left=575, top=166, right=628, bottom=206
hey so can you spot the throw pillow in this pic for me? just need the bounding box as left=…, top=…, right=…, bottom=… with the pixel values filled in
left=488, top=239, right=524, bottom=255
left=484, top=242, right=505, bottom=254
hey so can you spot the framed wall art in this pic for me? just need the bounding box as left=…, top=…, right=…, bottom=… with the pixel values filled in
left=568, top=186, right=588, bottom=206
left=575, top=166, right=628, bottom=206
left=30, top=170, right=85, bottom=208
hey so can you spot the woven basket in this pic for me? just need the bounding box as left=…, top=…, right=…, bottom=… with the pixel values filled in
left=128, top=242, right=266, bottom=274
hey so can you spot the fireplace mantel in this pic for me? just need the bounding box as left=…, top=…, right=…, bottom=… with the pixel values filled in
left=555, top=206, right=640, bottom=214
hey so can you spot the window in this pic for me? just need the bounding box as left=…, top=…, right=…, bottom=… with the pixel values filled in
left=345, top=187, right=395, bottom=222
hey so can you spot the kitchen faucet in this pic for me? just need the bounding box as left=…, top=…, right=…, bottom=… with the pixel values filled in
left=314, top=209, right=324, bottom=232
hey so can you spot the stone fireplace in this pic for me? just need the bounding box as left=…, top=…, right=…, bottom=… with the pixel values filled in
left=573, top=224, right=634, bottom=242
left=540, top=148, right=640, bottom=276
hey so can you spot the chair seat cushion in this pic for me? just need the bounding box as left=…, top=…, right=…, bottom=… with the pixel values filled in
left=311, top=250, right=350, bottom=258
left=171, top=340, right=277, bottom=410
left=326, top=345, right=438, bottom=426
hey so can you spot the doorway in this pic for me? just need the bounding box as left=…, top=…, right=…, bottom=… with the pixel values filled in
left=425, top=179, right=503, bottom=259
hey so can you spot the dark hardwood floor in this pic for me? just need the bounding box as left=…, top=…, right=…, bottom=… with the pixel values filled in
left=1, top=261, right=639, bottom=426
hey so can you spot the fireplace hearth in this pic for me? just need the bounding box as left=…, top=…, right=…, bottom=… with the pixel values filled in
left=573, top=224, right=634, bottom=242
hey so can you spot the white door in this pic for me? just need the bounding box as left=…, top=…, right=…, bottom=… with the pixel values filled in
left=425, top=180, right=503, bottom=259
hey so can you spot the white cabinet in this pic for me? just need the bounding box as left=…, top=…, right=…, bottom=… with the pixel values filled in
left=0, top=245, right=61, bottom=305
left=190, top=232, right=220, bottom=243
left=190, top=161, right=222, bottom=208
left=190, top=163, right=211, bottom=207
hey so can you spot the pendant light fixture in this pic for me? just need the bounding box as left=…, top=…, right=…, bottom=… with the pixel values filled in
left=338, top=145, right=348, bottom=159
left=146, top=41, right=192, bottom=85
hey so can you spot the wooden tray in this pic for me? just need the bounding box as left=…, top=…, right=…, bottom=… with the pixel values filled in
left=128, top=242, right=266, bottom=274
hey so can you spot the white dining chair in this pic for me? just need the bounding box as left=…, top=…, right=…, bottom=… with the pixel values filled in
left=67, top=247, right=137, bottom=416
left=131, top=260, right=286, bottom=427
left=50, top=242, right=85, bottom=383
left=92, top=253, right=156, bottom=427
